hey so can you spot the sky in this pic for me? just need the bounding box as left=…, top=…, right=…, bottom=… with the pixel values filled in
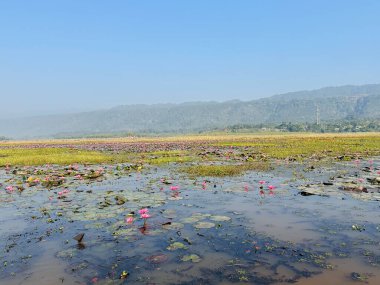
left=0, top=0, right=379, bottom=118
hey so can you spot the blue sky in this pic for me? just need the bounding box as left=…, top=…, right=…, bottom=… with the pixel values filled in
left=0, top=0, right=379, bottom=117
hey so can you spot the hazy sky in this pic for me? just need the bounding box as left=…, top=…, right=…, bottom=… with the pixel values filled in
left=0, top=0, right=379, bottom=118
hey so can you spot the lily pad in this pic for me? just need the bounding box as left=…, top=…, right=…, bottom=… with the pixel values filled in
left=194, top=222, right=215, bottom=229
left=181, top=254, right=201, bottom=263
left=182, top=213, right=210, bottom=223
left=162, top=222, right=184, bottom=230
left=210, top=215, right=231, bottom=222
left=167, top=242, right=188, bottom=251
left=112, top=228, right=137, bottom=237
left=145, top=254, right=168, bottom=264
left=162, top=209, right=176, bottom=219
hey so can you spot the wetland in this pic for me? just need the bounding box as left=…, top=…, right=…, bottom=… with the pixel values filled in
left=0, top=133, right=379, bottom=285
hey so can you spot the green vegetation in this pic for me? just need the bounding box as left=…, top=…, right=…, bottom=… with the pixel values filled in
left=0, top=148, right=114, bottom=166
left=146, top=155, right=195, bottom=165
left=0, top=133, right=379, bottom=166
left=214, top=134, right=380, bottom=160
left=223, top=119, right=380, bottom=133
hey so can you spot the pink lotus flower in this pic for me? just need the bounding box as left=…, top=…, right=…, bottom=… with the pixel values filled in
left=141, top=213, right=151, bottom=219
left=139, top=208, right=149, bottom=215
left=170, top=186, right=179, bottom=191
left=5, top=186, right=14, bottom=192
left=268, top=185, right=276, bottom=190
left=259, top=180, right=266, bottom=185
left=58, top=191, right=63, bottom=196
left=126, top=217, right=134, bottom=224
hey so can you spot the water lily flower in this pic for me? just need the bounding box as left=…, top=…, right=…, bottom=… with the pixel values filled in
left=58, top=191, right=63, bottom=196
left=259, top=180, right=266, bottom=185
left=74, top=174, right=83, bottom=180
left=5, top=186, right=14, bottom=192
left=141, top=212, right=151, bottom=226
left=141, top=213, right=151, bottom=219
left=126, top=217, right=134, bottom=224
left=139, top=208, right=149, bottom=215
left=170, top=186, right=179, bottom=191
left=244, top=184, right=249, bottom=192
left=268, top=185, right=276, bottom=190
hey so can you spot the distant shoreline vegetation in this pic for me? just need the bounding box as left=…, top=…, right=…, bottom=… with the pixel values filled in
left=221, top=119, right=380, bottom=134
left=50, top=119, right=380, bottom=139
left=1, top=119, right=378, bottom=141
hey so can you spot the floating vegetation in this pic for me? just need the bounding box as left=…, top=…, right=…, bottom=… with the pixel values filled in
left=181, top=254, right=201, bottom=263
left=194, top=221, right=216, bottom=229
left=167, top=242, right=188, bottom=251
left=210, top=215, right=231, bottom=222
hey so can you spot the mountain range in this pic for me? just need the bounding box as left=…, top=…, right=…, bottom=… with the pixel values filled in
left=1, top=84, right=380, bottom=138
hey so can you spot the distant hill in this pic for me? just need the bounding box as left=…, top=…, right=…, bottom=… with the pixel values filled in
left=1, top=84, right=379, bottom=138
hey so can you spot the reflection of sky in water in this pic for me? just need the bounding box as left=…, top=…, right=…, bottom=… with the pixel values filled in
left=0, top=160, right=380, bottom=285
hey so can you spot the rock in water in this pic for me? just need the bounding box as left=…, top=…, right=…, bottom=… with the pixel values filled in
left=73, top=233, right=85, bottom=243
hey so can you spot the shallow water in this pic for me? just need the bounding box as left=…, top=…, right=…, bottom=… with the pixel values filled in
left=0, top=159, right=379, bottom=284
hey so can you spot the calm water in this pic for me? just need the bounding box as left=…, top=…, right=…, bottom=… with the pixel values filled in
left=1, top=159, right=379, bottom=284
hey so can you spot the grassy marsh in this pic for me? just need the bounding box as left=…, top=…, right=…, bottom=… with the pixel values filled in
left=0, top=133, right=379, bottom=166
left=0, top=148, right=113, bottom=166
